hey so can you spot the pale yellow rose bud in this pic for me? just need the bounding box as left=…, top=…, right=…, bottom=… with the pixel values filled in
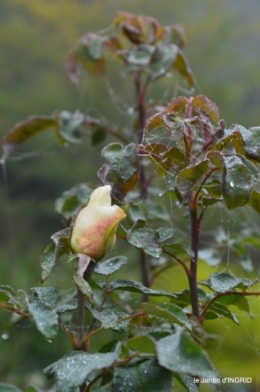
left=70, top=185, right=126, bottom=261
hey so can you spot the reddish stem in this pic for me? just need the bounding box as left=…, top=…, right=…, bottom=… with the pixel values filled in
left=135, top=73, right=150, bottom=300
left=188, top=193, right=200, bottom=319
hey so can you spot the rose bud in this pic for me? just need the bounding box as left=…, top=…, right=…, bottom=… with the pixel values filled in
left=70, top=185, right=126, bottom=260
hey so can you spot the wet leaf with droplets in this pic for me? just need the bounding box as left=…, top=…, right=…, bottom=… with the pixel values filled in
left=112, top=359, right=174, bottom=392
left=173, top=373, right=199, bottom=392
left=100, top=143, right=138, bottom=200
left=32, top=287, right=60, bottom=307
left=175, top=160, right=210, bottom=199
left=27, top=298, right=58, bottom=340
left=126, top=335, right=157, bottom=355
left=3, top=115, right=59, bottom=146
left=44, top=351, right=118, bottom=392
left=215, top=294, right=252, bottom=319
left=204, top=302, right=239, bottom=325
left=86, top=305, right=129, bottom=332
left=73, top=274, right=94, bottom=305
left=142, top=302, right=191, bottom=330
left=248, top=189, right=260, bottom=214
left=40, top=228, right=70, bottom=283
left=199, top=272, right=258, bottom=293
left=127, top=228, right=161, bottom=258
left=0, top=285, right=16, bottom=303
left=193, top=95, right=219, bottom=123
left=223, top=155, right=253, bottom=209
left=94, top=256, right=128, bottom=275
left=157, top=329, right=217, bottom=378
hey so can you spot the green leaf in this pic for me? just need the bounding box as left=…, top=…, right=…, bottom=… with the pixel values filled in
left=27, top=387, right=43, bottom=392
left=32, top=287, right=59, bottom=307
left=149, top=43, right=178, bottom=80
left=206, top=150, right=224, bottom=169
left=216, top=295, right=252, bottom=318
left=173, top=50, right=194, bottom=85
left=189, top=315, right=207, bottom=344
left=157, top=227, right=174, bottom=243
left=126, top=335, right=157, bottom=355
left=126, top=44, right=154, bottom=66
left=163, top=243, right=193, bottom=258
left=164, top=146, right=185, bottom=165
left=73, top=274, right=94, bottom=305
left=55, top=183, right=92, bottom=220
left=200, top=272, right=258, bottom=292
left=193, top=95, right=219, bottom=123
left=0, top=384, right=23, bottom=392
left=77, top=35, right=106, bottom=77
left=56, top=110, right=83, bottom=144
left=142, top=200, right=170, bottom=221
left=3, top=115, right=59, bottom=145
left=238, top=155, right=259, bottom=180
left=56, top=295, right=78, bottom=313
left=112, top=359, right=174, bottom=392
left=248, top=189, right=260, bottom=213
left=44, top=351, right=118, bottom=392
left=176, top=160, right=210, bottom=199
left=94, top=256, right=128, bottom=275
left=102, top=279, right=177, bottom=300
left=244, top=126, right=260, bottom=162
left=174, top=373, right=199, bottom=392
left=128, top=205, right=146, bottom=222
left=0, top=285, right=16, bottom=302
left=28, top=298, right=58, bottom=340
left=127, top=228, right=161, bottom=258
left=101, top=143, right=138, bottom=199
left=142, top=302, right=191, bottom=330
left=215, top=124, right=245, bottom=152
left=40, top=228, right=70, bottom=283
left=91, top=124, right=107, bottom=145
left=204, top=302, right=239, bottom=325
left=146, top=113, right=172, bottom=133
left=170, top=288, right=207, bottom=309
left=87, top=307, right=128, bottom=332
left=13, top=289, right=28, bottom=310
left=88, top=38, right=103, bottom=60
left=223, top=155, right=254, bottom=209
left=157, top=329, right=217, bottom=378
left=101, top=371, right=113, bottom=387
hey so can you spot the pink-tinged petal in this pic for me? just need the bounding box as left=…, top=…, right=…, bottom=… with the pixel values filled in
left=70, top=186, right=126, bottom=260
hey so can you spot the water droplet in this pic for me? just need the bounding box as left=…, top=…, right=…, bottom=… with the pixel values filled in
left=2, top=333, right=9, bottom=340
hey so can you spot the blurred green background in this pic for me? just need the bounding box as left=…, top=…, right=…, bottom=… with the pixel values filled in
left=1, top=0, right=260, bottom=390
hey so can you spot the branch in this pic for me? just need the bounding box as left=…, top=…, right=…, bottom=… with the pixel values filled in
left=162, top=248, right=191, bottom=277
left=83, top=276, right=110, bottom=351
left=188, top=195, right=200, bottom=319
left=0, top=302, right=30, bottom=318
